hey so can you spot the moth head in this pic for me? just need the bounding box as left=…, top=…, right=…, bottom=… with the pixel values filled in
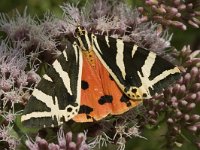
left=75, top=26, right=92, bottom=51
left=75, top=26, right=86, bottom=36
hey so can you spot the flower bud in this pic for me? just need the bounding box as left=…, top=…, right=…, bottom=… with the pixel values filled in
left=167, top=118, right=174, bottom=124
left=184, top=114, right=190, bottom=121
left=145, top=0, right=158, bottom=5
left=173, top=0, right=181, bottom=6
left=187, top=3, right=193, bottom=9
left=187, top=125, right=197, bottom=132
left=196, top=92, right=200, bottom=102
left=27, top=70, right=41, bottom=84
left=69, top=142, right=76, bottom=150
left=190, top=114, right=200, bottom=121
left=178, top=4, right=186, bottom=10
left=178, top=85, right=186, bottom=97
left=37, top=138, right=49, bottom=150
left=183, top=73, right=191, bottom=85
left=76, top=133, right=86, bottom=147
left=186, top=103, right=196, bottom=110
left=149, top=119, right=157, bottom=125
left=190, top=67, right=199, bottom=77
left=188, top=20, right=199, bottom=28
left=185, top=93, right=197, bottom=102
left=179, top=99, right=188, bottom=106
left=191, top=83, right=200, bottom=92
left=66, top=132, right=72, bottom=144
left=175, top=110, right=182, bottom=117
left=196, top=142, right=200, bottom=149
left=48, top=143, right=60, bottom=150
left=148, top=110, right=156, bottom=117
left=172, top=84, right=180, bottom=94
left=194, top=122, right=200, bottom=129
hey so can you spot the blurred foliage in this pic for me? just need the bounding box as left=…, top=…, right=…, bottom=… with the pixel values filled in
left=0, top=0, right=200, bottom=150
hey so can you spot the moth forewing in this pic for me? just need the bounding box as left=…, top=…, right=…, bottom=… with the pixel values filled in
left=21, top=41, right=83, bottom=127
left=90, top=33, right=181, bottom=99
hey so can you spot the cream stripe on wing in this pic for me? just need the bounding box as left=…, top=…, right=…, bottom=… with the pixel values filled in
left=137, top=52, right=180, bottom=95
left=73, top=43, right=79, bottom=63
left=92, top=35, right=103, bottom=54
left=85, top=33, right=92, bottom=49
left=105, top=36, right=110, bottom=47
left=137, top=52, right=156, bottom=94
left=151, top=67, right=180, bottom=86
left=92, top=36, right=125, bottom=91
left=53, top=60, right=72, bottom=95
left=116, top=39, right=126, bottom=79
left=75, top=46, right=83, bottom=107
left=43, top=74, right=53, bottom=82
left=141, top=52, right=156, bottom=79
left=21, top=89, right=79, bottom=125
left=62, top=50, right=68, bottom=61
left=132, top=45, right=138, bottom=58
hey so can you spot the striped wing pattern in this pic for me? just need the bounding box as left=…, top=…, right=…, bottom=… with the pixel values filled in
left=76, top=27, right=181, bottom=100
left=92, top=36, right=180, bottom=99
left=21, top=27, right=181, bottom=127
left=21, top=41, right=82, bottom=127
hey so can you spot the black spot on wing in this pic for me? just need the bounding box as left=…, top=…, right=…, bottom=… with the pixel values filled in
left=86, top=115, right=92, bottom=119
left=78, top=105, right=93, bottom=114
left=109, top=74, right=114, bottom=81
left=120, top=94, right=131, bottom=107
left=98, top=95, right=113, bottom=105
left=81, top=80, right=89, bottom=90
left=67, top=107, right=72, bottom=112
left=131, top=88, right=137, bottom=93
left=143, top=93, right=147, bottom=98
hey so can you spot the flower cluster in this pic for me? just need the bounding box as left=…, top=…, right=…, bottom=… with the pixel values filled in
left=26, top=127, right=89, bottom=150
left=140, top=0, right=200, bottom=30
left=61, top=0, right=171, bottom=52
left=0, top=125, right=19, bottom=150
left=138, top=46, right=200, bottom=148
left=0, top=41, right=39, bottom=149
left=86, top=121, right=144, bottom=150
left=0, top=9, right=67, bottom=64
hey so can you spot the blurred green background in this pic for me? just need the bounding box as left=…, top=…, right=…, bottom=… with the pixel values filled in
left=0, top=0, right=199, bottom=150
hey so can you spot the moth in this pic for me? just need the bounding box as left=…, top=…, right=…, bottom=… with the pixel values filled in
left=21, top=27, right=181, bottom=127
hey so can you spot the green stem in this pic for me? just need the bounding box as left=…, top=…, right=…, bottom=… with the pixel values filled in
left=179, top=132, right=192, bottom=143
left=13, top=122, right=27, bottom=146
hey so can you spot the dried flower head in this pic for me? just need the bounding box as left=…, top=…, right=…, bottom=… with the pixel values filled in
left=0, top=125, right=19, bottom=150
left=26, top=127, right=89, bottom=150
left=61, top=0, right=172, bottom=56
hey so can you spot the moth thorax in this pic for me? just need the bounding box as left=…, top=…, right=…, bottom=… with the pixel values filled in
left=77, top=34, right=92, bottom=51
left=82, top=50, right=96, bottom=67
left=75, top=27, right=92, bottom=51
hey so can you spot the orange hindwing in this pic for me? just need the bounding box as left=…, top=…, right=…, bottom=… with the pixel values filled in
left=72, top=50, right=141, bottom=122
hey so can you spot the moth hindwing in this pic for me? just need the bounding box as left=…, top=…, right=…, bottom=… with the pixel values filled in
left=21, top=40, right=82, bottom=127
left=75, top=27, right=181, bottom=99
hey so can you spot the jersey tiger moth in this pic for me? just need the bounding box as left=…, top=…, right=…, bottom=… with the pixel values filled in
left=21, top=27, right=181, bottom=127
